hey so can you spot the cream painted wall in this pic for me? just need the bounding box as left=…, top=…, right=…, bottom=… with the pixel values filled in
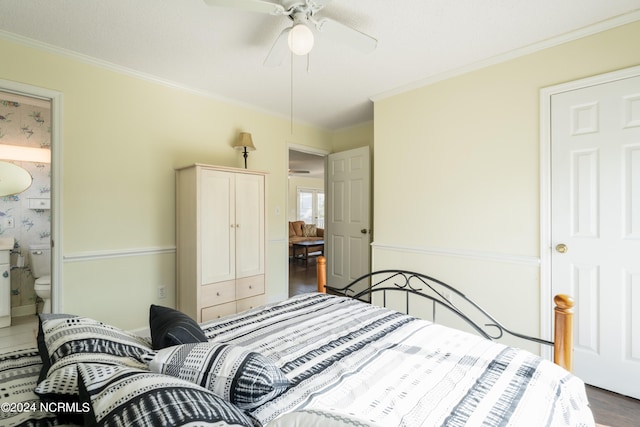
left=0, top=37, right=333, bottom=329
left=330, top=121, right=374, bottom=152
left=373, top=21, right=640, bottom=339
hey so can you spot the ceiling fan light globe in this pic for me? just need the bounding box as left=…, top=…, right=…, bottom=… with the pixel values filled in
left=288, top=23, right=314, bottom=55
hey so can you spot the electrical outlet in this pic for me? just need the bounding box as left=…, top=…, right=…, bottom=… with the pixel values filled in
left=158, top=286, right=166, bottom=299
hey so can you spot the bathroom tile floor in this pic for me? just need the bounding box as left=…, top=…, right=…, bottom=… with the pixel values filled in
left=0, top=314, right=38, bottom=353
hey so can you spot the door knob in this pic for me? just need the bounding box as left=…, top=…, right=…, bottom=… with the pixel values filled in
left=361, top=229, right=368, bottom=234
left=555, top=243, right=568, bottom=253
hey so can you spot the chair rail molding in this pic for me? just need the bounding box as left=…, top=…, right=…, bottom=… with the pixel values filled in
left=371, top=242, right=540, bottom=267
left=63, top=246, right=176, bottom=262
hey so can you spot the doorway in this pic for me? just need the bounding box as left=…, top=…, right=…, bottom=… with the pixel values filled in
left=541, top=66, right=640, bottom=398
left=325, top=146, right=371, bottom=295
left=287, top=146, right=327, bottom=296
left=0, top=80, right=62, bottom=318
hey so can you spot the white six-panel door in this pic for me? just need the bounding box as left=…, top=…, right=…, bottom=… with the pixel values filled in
left=326, top=147, right=371, bottom=293
left=551, top=74, right=640, bottom=398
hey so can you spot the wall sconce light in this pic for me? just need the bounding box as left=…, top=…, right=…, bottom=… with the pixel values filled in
left=233, top=132, right=256, bottom=169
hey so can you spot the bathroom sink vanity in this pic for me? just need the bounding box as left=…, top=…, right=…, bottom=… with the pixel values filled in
left=0, top=237, right=14, bottom=328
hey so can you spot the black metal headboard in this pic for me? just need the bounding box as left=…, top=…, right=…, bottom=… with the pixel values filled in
left=325, top=269, right=553, bottom=348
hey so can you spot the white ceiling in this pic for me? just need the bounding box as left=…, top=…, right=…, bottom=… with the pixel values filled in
left=1, top=0, right=639, bottom=130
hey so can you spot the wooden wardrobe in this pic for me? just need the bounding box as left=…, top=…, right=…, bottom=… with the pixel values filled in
left=176, top=164, right=266, bottom=322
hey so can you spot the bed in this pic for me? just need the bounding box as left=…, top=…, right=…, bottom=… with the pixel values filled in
left=2, top=260, right=594, bottom=427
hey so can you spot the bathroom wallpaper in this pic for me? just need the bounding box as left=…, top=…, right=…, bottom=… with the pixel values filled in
left=0, top=92, right=51, bottom=315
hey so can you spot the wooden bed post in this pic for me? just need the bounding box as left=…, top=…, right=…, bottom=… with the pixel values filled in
left=553, top=294, right=574, bottom=372
left=317, top=256, right=326, bottom=293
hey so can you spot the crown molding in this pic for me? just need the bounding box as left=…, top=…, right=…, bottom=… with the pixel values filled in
left=0, top=29, right=322, bottom=130
left=371, top=10, right=640, bottom=102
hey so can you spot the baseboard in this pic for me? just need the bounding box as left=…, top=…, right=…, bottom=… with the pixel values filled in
left=12, top=304, right=36, bottom=317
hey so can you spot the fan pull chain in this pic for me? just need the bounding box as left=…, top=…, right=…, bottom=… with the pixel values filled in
left=290, top=51, right=294, bottom=135
left=289, top=53, right=311, bottom=134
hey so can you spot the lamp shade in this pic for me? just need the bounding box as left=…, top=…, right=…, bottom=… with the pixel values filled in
left=233, top=132, right=256, bottom=151
left=288, top=23, right=314, bottom=55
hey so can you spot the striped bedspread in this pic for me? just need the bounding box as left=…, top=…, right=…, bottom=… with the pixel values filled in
left=201, top=293, right=595, bottom=427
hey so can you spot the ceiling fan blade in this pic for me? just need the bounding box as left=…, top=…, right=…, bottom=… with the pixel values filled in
left=315, top=18, right=377, bottom=53
left=308, top=0, right=334, bottom=10
left=203, top=0, right=286, bottom=15
left=264, top=27, right=291, bottom=67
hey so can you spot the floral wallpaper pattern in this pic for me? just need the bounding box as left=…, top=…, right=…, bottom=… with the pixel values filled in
left=0, top=92, right=51, bottom=314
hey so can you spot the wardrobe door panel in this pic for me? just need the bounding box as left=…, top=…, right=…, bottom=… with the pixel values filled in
left=201, top=170, right=235, bottom=284
left=234, top=173, right=265, bottom=278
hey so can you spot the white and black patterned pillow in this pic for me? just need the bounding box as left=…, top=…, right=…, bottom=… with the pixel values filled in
left=36, top=313, right=76, bottom=382
left=35, top=315, right=152, bottom=401
left=147, top=342, right=290, bottom=409
left=0, top=348, right=59, bottom=427
left=77, top=363, right=260, bottom=427
left=149, top=304, right=208, bottom=350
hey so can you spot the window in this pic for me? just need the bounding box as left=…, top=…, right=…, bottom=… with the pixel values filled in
left=297, top=188, right=324, bottom=228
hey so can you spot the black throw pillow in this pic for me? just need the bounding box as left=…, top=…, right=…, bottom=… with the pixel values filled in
left=149, top=304, right=208, bottom=350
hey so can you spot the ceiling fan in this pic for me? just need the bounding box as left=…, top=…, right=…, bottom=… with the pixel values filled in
left=203, top=0, right=377, bottom=67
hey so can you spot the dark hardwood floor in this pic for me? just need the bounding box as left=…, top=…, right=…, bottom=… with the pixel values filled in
left=288, top=256, right=318, bottom=296
left=289, top=259, right=640, bottom=426
left=586, top=385, right=640, bottom=427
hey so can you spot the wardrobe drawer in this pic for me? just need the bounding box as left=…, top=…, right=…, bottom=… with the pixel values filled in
left=236, top=275, right=264, bottom=299
left=201, top=280, right=235, bottom=307
left=236, top=294, right=265, bottom=313
left=201, top=301, right=236, bottom=322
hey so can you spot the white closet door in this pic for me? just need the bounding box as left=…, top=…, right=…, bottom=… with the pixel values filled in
left=234, top=173, right=265, bottom=278
left=551, top=75, right=640, bottom=398
left=200, top=169, right=235, bottom=284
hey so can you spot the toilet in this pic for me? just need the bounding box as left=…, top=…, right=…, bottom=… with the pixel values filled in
left=30, top=243, right=51, bottom=314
